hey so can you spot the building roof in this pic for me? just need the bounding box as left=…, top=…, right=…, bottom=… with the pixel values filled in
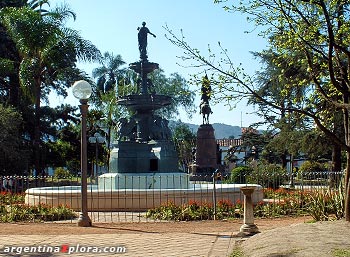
left=216, top=138, right=243, bottom=147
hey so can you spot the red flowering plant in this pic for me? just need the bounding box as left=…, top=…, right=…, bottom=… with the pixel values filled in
left=181, top=200, right=213, bottom=220
left=235, top=199, right=243, bottom=209
left=215, top=199, right=239, bottom=219
left=0, top=191, right=77, bottom=222
left=0, top=192, right=25, bottom=205
left=146, top=200, right=182, bottom=220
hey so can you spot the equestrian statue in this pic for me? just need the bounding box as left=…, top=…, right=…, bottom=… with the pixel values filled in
left=199, top=74, right=213, bottom=124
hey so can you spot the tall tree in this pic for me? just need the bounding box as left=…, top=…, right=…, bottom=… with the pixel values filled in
left=0, top=5, right=101, bottom=173
left=91, top=52, right=126, bottom=168
left=172, top=122, right=196, bottom=172
left=251, top=49, right=339, bottom=169
left=0, top=104, right=27, bottom=175
left=92, top=52, right=126, bottom=97
left=166, top=0, right=350, bottom=220
left=0, top=0, right=26, bottom=107
left=149, top=70, right=196, bottom=120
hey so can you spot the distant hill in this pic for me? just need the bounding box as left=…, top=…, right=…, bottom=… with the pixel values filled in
left=171, top=122, right=242, bottom=139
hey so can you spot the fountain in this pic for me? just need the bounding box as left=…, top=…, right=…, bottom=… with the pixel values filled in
left=99, top=21, right=186, bottom=190
left=25, top=22, right=263, bottom=211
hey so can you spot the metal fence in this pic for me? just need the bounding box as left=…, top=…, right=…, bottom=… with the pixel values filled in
left=0, top=170, right=345, bottom=223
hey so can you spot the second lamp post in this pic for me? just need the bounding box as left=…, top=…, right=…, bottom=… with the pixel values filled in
left=89, top=132, right=105, bottom=177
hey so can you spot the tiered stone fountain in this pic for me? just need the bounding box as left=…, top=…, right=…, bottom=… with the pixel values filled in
left=99, top=22, right=187, bottom=190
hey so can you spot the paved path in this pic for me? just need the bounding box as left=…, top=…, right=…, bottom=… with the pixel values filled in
left=0, top=228, right=238, bottom=257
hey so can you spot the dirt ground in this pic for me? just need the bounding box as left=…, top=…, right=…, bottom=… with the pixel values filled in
left=240, top=219, right=350, bottom=257
left=1, top=216, right=310, bottom=235
left=2, top=216, right=350, bottom=256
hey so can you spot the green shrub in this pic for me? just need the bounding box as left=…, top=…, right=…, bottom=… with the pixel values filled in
left=305, top=189, right=344, bottom=221
left=299, top=161, right=325, bottom=173
left=216, top=199, right=242, bottom=219
left=0, top=203, right=77, bottom=222
left=261, top=187, right=345, bottom=221
left=0, top=192, right=25, bottom=205
left=145, top=201, right=182, bottom=220
left=146, top=197, right=307, bottom=221
left=0, top=191, right=77, bottom=222
left=146, top=199, right=243, bottom=221
left=298, top=161, right=326, bottom=179
left=247, top=163, right=287, bottom=189
left=54, top=167, right=72, bottom=179
left=227, top=166, right=253, bottom=184
left=181, top=200, right=213, bottom=220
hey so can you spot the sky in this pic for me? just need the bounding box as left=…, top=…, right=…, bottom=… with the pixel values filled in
left=49, top=0, right=268, bottom=127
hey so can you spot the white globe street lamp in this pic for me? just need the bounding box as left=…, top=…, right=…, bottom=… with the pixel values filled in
left=72, top=80, right=92, bottom=227
left=72, top=80, right=92, bottom=100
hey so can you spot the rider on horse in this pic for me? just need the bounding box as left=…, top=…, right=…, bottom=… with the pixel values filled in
left=200, top=74, right=213, bottom=124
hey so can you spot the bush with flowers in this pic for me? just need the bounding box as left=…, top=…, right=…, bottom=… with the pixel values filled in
left=146, top=186, right=345, bottom=221
left=0, top=191, right=77, bottom=222
left=146, top=199, right=244, bottom=221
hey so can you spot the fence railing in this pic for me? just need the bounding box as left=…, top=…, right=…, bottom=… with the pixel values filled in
left=0, top=171, right=345, bottom=223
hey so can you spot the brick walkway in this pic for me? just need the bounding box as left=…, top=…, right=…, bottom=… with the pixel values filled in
left=0, top=226, right=240, bottom=257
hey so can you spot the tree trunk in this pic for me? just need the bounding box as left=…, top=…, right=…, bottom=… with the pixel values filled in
left=343, top=103, right=350, bottom=221
left=332, top=143, right=342, bottom=172
left=329, top=143, right=342, bottom=188
left=333, top=110, right=343, bottom=173
left=345, top=154, right=350, bottom=221
left=34, top=77, right=41, bottom=175
left=8, top=73, right=20, bottom=107
left=106, top=125, right=111, bottom=172
left=280, top=152, right=287, bottom=169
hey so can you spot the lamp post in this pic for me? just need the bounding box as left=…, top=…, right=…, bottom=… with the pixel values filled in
left=89, top=132, right=105, bottom=177
left=72, top=80, right=92, bottom=227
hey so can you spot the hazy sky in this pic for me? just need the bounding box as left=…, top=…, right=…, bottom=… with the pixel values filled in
left=49, top=0, right=267, bottom=127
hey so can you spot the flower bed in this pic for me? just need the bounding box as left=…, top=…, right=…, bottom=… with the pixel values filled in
left=0, top=191, right=77, bottom=222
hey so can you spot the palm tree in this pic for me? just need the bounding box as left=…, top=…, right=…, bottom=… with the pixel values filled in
left=0, top=5, right=101, bottom=173
left=91, top=52, right=126, bottom=170
left=92, top=52, right=126, bottom=96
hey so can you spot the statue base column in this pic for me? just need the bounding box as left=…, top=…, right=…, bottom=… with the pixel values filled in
left=239, top=186, right=259, bottom=235
left=190, top=124, right=218, bottom=181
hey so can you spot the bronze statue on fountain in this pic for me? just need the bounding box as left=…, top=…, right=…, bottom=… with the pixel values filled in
left=137, top=21, right=156, bottom=60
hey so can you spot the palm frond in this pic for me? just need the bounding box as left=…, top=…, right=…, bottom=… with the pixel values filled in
left=60, top=27, right=101, bottom=62
left=44, top=3, right=76, bottom=23
left=109, top=54, right=126, bottom=70
left=92, top=67, right=108, bottom=78
left=28, top=0, right=50, bottom=10
left=18, top=58, right=36, bottom=102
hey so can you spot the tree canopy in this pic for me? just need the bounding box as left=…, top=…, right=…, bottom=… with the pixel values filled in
left=0, top=1, right=100, bottom=174
left=166, top=0, right=350, bottom=220
left=0, top=104, right=26, bottom=174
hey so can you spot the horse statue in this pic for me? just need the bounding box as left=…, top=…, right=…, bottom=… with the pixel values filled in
left=200, top=101, right=213, bottom=124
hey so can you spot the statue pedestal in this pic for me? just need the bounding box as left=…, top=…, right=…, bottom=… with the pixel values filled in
left=98, top=172, right=189, bottom=190
left=190, top=124, right=218, bottom=181
left=196, top=124, right=217, bottom=167
left=240, top=186, right=259, bottom=235
left=109, top=141, right=179, bottom=174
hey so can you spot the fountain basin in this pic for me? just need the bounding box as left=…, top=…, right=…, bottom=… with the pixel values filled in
left=117, top=94, right=172, bottom=111
left=98, top=172, right=189, bottom=190
left=25, top=183, right=263, bottom=211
